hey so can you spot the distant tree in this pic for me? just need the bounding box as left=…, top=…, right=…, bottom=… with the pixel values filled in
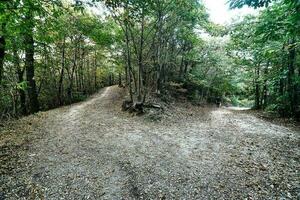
left=230, top=0, right=300, bottom=117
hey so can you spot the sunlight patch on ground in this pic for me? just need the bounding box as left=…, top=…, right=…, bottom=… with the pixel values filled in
left=226, top=106, right=251, bottom=111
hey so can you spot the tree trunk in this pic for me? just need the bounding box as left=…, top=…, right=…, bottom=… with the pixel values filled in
left=18, top=73, right=27, bottom=115
left=255, top=64, right=261, bottom=109
left=184, top=60, right=189, bottom=76
left=124, top=51, right=129, bottom=86
left=156, top=65, right=162, bottom=94
left=137, top=13, right=145, bottom=102
left=287, top=39, right=296, bottom=115
left=179, top=42, right=186, bottom=80
left=118, top=72, right=122, bottom=86
left=125, top=22, right=133, bottom=102
left=25, top=11, right=39, bottom=113
left=58, top=36, right=66, bottom=105
left=279, top=55, right=285, bottom=97
left=13, top=39, right=26, bottom=115
left=156, top=12, right=163, bottom=94
left=263, top=61, right=269, bottom=109
left=94, top=50, right=97, bottom=90
left=68, top=39, right=78, bottom=101
left=0, top=23, right=6, bottom=84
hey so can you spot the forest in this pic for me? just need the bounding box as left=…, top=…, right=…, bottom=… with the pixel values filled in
left=0, top=0, right=300, bottom=199
left=0, top=0, right=299, bottom=119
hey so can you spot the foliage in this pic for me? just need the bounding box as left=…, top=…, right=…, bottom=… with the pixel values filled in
left=0, top=0, right=119, bottom=118
left=1, top=0, right=299, bottom=119
left=229, top=0, right=300, bottom=117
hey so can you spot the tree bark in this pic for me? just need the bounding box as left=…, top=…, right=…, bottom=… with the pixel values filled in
left=156, top=11, right=163, bottom=94
left=287, top=39, right=296, bottom=116
left=58, top=36, right=66, bottom=105
left=0, top=23, right=6, bottom=84
left=94, top=50, right=97, bottom=90
left=179, top=54, right=185, bottom=80
left=118, top=72, right=122, bottom=86
left=137, top=9, right=145, bottom=102
left=13, top=39, right=26, bottom=115
left=25, top=10, right=39, bottom=113
left=125, top=21, right=133, bottom=102
left=263, top=61, right=269, bottom=109
left=254, top=64, right=261, bottom=109
left=184, top=60, right=189, bottom=77
left=68, top=37, right=78, bottom=101
left=279, top=55, right=285, bottom=97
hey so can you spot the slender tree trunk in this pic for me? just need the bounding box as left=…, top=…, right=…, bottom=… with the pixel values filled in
left=255, top=64, right=261, bottom=109
left=25, top=10, right=39, bottom=113
left=124, top=51, right=129, bottom=86
left=132, top=68, right=138, bottom=93
left=86, top=54, right=91, bottom=94
left=0, top=23, right=6, bottom=84
left=109, top=74, right=112, bottom=85
left=80, top=47, right=85, bottom=93
left=156, top=64, right=162, bottom=94
left=156, top=12, right=163, bottom=94
left=13, top=39, right=26, bottom=115
left=162, top=63, right=166, bottom=84
left=125, top=23, right=133, bottom=102
left=263, top=61, right=269, bottom=109
left=287, top=39, right=296, bottom=115
left=68, top=40, right=78, bottom=101
left=279, top=54, right=285, bottom=97
left=94, top=50, right=97, bottom=90
left=183, top=57, right=190, bottom=78
left=58, top=36, right=66, bottom=105
left=118, top=72, right=122, bottom=86
left=75, top=68, right=79, bottom=91
left=179, top=56, right=184, bottom=80
left=179, top=42, right=187, bottom=80
left=18, top=73, right=27, bottom=115
left=137, top=12, right=145, bottom=102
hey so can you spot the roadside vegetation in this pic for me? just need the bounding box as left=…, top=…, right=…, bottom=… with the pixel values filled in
left=0, top=0, right=299, bottom=119
left=0, top=1, right=300, bottom=199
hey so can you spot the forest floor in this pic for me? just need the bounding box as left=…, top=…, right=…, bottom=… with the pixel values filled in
left=0, top=86, right=299, bottom=199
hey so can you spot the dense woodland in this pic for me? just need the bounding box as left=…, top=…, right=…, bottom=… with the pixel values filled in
left=0, top=0, right=299, bottom=119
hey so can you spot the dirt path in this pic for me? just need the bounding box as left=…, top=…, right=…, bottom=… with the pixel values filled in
left=1, top=86, right=299, bottom=199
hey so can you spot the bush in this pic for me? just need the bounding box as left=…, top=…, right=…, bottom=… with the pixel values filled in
left=265, top=104, right=278, bottom=113
left=230, top=96, right=239, bottom=106
left=229, top=95, right=253, bottom=107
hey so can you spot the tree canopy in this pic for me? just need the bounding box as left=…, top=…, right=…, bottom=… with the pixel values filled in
left=0, top=0, right=299, bottom=119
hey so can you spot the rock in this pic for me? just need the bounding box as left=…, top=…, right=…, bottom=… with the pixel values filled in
left=151, top=104, right=161, bottom=109
left=259, top=163, right=268, bottom=171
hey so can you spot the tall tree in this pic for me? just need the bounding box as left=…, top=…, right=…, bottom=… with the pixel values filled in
left=24, top=2, right=40, bottom=113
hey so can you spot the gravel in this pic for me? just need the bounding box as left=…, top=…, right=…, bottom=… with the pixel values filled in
left=1, top=86, right=299, bottom=199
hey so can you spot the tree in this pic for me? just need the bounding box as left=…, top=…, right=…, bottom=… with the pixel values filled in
left=24, top=1, right=40, bottom=113
left=0, top=0, right=118, bottom=118
left=229, top=0, right=300, bottom=117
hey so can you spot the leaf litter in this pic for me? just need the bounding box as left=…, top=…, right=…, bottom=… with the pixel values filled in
left=0, top=86, right=299, bottom=199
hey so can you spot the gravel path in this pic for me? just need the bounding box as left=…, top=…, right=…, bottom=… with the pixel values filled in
left=1, top=86, right=299, bottom=199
